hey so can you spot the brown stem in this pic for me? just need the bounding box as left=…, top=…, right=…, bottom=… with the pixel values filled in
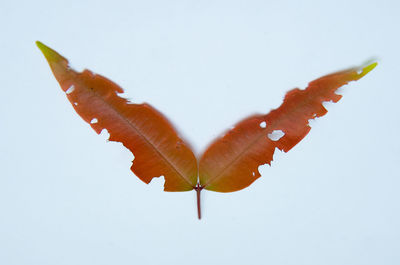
left=194, top=183, right=203, bottom=220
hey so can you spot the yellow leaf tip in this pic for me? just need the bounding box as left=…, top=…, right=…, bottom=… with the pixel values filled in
left=35, top=40, right=45, bottom=48
left=36, top=41, right=65, bottom=64
left=358, top=61, right=377, bottom=78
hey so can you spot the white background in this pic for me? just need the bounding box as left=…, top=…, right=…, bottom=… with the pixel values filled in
left=1, top=0, right=399, bottom=264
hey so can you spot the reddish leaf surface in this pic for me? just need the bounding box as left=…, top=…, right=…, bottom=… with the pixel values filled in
left=199, top=63, right=377, bottom=192
left=37, top=41, right=198, bottom=191
left=37, top=41, right=376, bottom=218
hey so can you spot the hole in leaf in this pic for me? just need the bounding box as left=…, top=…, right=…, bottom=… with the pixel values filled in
left=74, top=102, right=78, bottom=106
left=268, top=130, right=285, bottom=141
left=90, top=118, right=98, bottom=124
left=259, top=121, right=267, bottom=128
left=308, top=113, right=320, bottom=127
left=175, top=140, right=183, bottom=149
left=99, top=128, right=110, bottom=141
left=322, top=101, right=335, bottom=110
left=149, top=175, right=166, bottom=190
left=335, top=85, right=347, bottom=96
left=66, top=85, right=75, bottom=94
left=308, top=118, right=318, bottom=127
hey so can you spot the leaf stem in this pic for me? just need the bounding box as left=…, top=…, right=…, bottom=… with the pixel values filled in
left=194, top=183, right=203, bottom=220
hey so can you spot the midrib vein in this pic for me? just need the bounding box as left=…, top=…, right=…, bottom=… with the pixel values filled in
left=202, top=93, right=321, bottom=187
left=202, top=127, right=267, bottom=187
left=86, top=88, right=194, bottom=187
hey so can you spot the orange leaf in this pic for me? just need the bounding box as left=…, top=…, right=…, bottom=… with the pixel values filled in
left=199, top=63, right=377, bottom=192
left=36, top=41, right=198, bottom=192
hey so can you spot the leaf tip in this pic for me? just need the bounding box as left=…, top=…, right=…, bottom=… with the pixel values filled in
left=36, top=41, right=65, bottom=64
left=358, top=61, right=378, bottom=79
